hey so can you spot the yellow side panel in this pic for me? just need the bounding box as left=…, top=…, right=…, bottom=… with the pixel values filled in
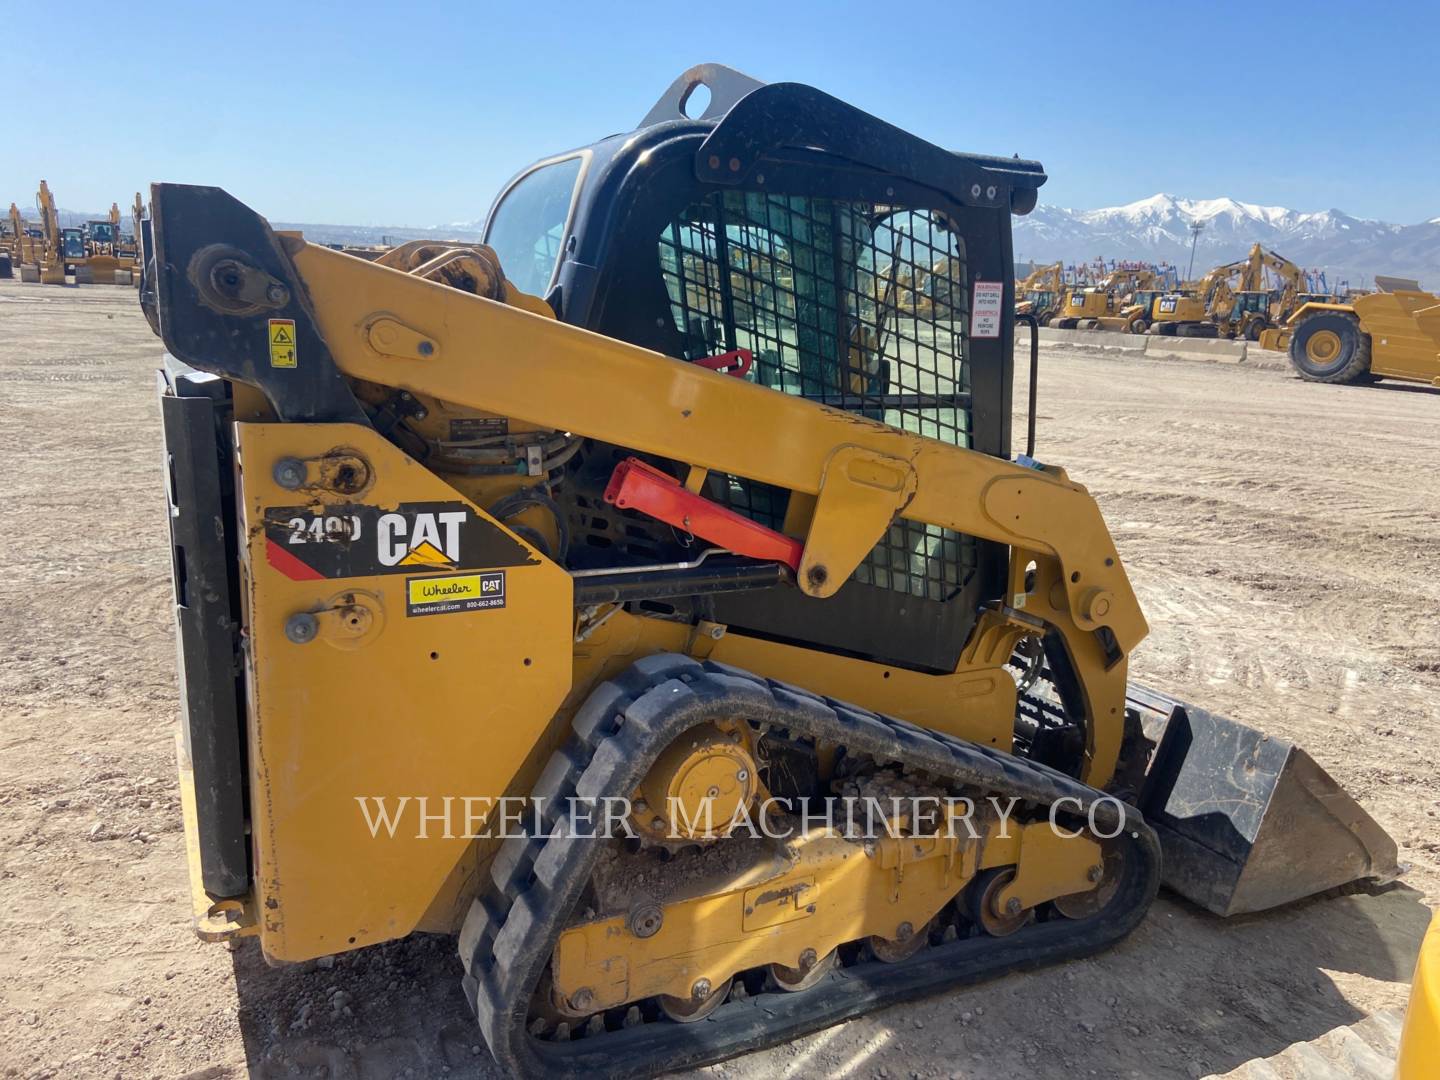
left=1355, top=292, right=1440, bottom=382
left=1152, top=295, right=1206, bottom=323
left=709, top=632, right=1015, bottom=750
left=1398, top=911, right=1440, bottom=1079
left=1063, top=292, right=1108, bottom=319
left=233, top=422, right=573, bottom=961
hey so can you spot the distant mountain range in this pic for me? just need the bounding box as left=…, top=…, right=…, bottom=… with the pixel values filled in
left=12, top=205, right=485, bottom=248
left=269, top=221, right=486, bottom=246
left=284, top=194, right=1440, bottom=291
left=1013, top=194, right=1438, bottom=290
left=22, top=191, right=1436, bottom=290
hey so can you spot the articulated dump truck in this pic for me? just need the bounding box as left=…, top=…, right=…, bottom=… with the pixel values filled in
left=144, top=65, right=1398, bottom=1078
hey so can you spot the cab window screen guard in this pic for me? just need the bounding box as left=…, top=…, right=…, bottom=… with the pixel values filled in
left=658, top=190, right=975, bottom=603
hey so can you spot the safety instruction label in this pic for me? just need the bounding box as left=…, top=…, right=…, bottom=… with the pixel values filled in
left=406, top=571, right=506, bottom=617
left=268, top=319, right=297, bottom=368
left=972, top=281, right=1004, bottom=338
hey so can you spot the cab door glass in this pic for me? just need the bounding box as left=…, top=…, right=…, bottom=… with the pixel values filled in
left=484, top=155, right=584, bottom=297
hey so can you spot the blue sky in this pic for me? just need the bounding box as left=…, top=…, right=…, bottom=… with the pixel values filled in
left=11, top=1, right=1439, bottom=226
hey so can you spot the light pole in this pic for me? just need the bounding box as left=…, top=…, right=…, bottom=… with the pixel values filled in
left=1186, top=221, right=1205, bottom=281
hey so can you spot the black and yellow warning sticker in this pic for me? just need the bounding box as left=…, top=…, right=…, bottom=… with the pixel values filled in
left=406, top=571, right=506, bottom=617
left=268, top=318, right=297, bottom=368
left=261, top=500, right=537, bottom=581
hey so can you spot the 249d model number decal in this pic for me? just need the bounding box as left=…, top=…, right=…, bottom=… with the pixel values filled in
left=262, top=500, right=536, bottom=581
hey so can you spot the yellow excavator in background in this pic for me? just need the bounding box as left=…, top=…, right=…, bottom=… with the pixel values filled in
left=127, top=192, right=146, bottom=269
left=1150, top=251, right=1250, bottom=338
left=1233, top=244, right=1313, bottom=341
left=1150, top=244, right=1305, bottom=340
left=15, top=183, right=141, bottom=285
left=115, top=195, right=143, bottom=275
left=4, top=203, right=38, bottom=267
left=32, top=180, right=77, bottom=285
left=891, top=254, right=965, bottom=320
left=1053, top=269, right=1157, bottom=332
left=141, top=66, right=1399, bottom=1079
left=1015, top=260, right=1065, bottom=324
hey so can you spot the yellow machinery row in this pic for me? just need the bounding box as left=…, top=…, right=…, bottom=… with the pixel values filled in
left=2, top=182, right=142, bottom=285
left=1014, top=246, right=1440, bottom=388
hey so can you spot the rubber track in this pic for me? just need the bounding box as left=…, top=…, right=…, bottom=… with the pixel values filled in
left=458, top=653, right=1162, bottom=1078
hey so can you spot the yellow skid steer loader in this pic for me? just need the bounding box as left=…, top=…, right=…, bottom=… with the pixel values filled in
left=144, top=65, right=1397, bottom=1078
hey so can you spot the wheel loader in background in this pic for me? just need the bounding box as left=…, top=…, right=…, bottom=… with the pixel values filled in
left=75, top=202, right=139, bottom=284
left=143, top=65, right=1399, bottom=1079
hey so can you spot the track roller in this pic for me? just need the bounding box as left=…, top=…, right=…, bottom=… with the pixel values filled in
left=768, top=948, right=839, bottom=992
left=967, top=867, right=1033, bottom=937
left=659, top=976, right=733, bottom=1023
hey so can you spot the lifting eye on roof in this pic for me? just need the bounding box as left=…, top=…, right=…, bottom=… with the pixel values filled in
left=639, top=64, right=768, bottom=128
left=679, top=81, right=710, bottom=120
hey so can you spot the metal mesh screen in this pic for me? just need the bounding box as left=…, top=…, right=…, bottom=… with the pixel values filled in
left=658, top=191, right=976, bottom=602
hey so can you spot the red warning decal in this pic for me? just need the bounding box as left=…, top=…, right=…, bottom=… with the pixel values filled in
left=265, top=537, right=327, bottom=581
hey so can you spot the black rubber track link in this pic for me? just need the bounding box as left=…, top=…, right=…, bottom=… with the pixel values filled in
left=458, top=653, right=1162, bottom=1079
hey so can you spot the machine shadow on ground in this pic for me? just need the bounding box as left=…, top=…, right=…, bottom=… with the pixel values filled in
left=1353, top=381, right=1440, bottom=396
left=231, top=933, right=493, bottom=1079
left=1043, top=884, right=1431, bottom=1080
left=225, top=882, right=1429, bottom=1080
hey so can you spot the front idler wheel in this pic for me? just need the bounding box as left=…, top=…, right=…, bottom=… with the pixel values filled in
left=1053, top=843, right=1125, bottom=920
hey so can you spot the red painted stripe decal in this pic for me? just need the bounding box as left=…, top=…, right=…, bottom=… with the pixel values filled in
left=265, top=537, right=328, bottom=581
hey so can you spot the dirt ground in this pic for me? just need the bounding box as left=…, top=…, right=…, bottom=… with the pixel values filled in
left=1, top=277, right=1436, bottom=1080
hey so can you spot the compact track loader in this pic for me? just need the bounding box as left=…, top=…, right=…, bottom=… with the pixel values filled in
left=145, top=66, right=1398, bottom=1078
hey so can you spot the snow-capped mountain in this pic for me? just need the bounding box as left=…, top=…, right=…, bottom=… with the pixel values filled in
left=21, top=190, right=1430, bottom=289
left=1014, top=194, right=1438, bottom=289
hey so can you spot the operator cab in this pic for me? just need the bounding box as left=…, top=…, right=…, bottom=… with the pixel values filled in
left=60, top=227, right=85, bottom=261
left=1230, top=290, right=1269, bottom=316
left=480, top=65, right=1046, bottom=672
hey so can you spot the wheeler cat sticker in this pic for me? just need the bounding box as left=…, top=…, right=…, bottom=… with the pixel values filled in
left=262, top=501, right=536, bottom=581
left=405, top=572, right=506, bottom=617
